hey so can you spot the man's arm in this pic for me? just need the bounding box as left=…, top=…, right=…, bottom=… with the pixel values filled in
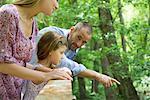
left=34, top=55, right=120, bottom=87
left=58, top=55, right=87, bottom=76
left=59, top=55, right=120, bottom=87
left=77, top=69, right=120, bottom=87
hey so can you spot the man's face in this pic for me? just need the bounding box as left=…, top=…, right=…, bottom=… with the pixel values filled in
left=68, top=27, right=91, bottom=50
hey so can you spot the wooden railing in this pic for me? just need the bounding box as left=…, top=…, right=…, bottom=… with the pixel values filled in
left=35, top=80, right=73, bottom=100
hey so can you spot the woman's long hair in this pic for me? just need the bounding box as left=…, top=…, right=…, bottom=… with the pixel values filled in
left=13, top=0, right=41, bottom=7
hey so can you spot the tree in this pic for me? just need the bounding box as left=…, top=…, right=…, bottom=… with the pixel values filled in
left=98, top=0, right=140, bottom=99
left=118, top=0, right=126, bottom=52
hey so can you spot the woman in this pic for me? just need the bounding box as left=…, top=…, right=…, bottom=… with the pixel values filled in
left=0, top=0, right=72, bottom=100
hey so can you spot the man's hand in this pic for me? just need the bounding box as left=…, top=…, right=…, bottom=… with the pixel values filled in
left=46, top=69, right=73, bottom=81
left=78, top=69, right=120, bottom=88
left=96, top=74, right=120, bottom=88
left=55, top=67, right=72, bottom=78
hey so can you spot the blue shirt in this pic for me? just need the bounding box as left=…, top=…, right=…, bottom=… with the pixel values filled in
left=30, top=26, right=86, bottom=76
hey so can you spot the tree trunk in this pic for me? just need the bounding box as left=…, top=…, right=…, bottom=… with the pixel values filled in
left=78, top=77, right=86, bottom=100
left=74, top=56, right=87, bottom=100
left=98, top=5, right=140, bottom=100
left=101, top=57, right=118, bottom=100
left=149, top=0, right=150, bottom=26
left=91, top=59, right=99, bottom=93
left=91, top=41, right=99, bottom=93
left=143, top=0, right=150, bottom=50
left=118, top=0, right=126, bottom=52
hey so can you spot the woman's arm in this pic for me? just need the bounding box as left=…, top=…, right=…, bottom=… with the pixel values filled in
left=0, top=63, right=46, bottom=82
left=0, top=63, right=72, bottom=83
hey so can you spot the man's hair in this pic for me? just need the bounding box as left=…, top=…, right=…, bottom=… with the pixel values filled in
left=13, top=0, right=41, bottom=7
left=37, top=31, right=68, bottom=60
left=74, top=22, right=92, bottom=35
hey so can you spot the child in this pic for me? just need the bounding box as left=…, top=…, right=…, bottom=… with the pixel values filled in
left=22, top=31, right=72, bottom=100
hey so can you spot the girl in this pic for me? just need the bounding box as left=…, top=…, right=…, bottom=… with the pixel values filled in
left=23, top=31, right=71, bottom=100
left=0, top=0, right=72, bottom=99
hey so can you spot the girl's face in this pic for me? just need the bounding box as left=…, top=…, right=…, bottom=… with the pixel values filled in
left=49, top=45, right=67, bottom=65
left=40, top=0, right=58, bottom=16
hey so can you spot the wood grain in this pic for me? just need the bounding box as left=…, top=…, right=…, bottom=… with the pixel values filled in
left=35, top=80, right=72, bottom=100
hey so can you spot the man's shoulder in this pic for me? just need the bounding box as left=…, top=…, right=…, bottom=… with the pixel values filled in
left=38, top=26, right=69, bottom=37
left=65, top=49, right=79, bottom=60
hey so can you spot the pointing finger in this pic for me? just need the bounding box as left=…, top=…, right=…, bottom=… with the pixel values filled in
left=111, top=78, right=120, bottom=85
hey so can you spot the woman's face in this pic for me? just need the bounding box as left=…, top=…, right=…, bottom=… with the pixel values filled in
left=49, top=45, right=67, bottom=65
left=40, top=0, right=59, bottom=16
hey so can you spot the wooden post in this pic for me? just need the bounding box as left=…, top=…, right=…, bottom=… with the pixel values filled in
left=35, top=80, right=73, bottom=100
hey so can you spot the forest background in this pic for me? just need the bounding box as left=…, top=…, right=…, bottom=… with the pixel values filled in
left=1, top=0, right=150, bottom=100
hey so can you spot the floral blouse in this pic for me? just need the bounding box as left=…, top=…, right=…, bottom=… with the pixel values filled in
left=0, top=4, right=38, bottom=100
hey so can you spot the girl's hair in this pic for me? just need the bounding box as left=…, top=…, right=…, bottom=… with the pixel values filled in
left=13, top=0, right=41, bottom=7
left=37, top=31, right=68, bottom=60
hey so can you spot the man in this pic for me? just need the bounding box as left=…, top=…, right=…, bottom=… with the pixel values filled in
left=30, top=22, right=120, bottom=87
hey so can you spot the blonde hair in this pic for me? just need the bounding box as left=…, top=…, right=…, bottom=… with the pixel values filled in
left=13, top=0, right=41, bottom=7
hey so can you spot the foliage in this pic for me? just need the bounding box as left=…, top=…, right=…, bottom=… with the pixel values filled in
left=1, top=0, right=149, bottom=99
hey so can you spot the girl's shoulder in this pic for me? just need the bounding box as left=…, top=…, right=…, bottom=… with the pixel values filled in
left=0, top=4, right=19, bottom=19
left=26, top=80, right=47, bottom=93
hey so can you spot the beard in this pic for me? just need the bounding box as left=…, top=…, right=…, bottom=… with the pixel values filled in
left=70, top=43, right=78, bottom=51
left=68, top=39, right=77, bottom=51
left=68, top=43, right=76, bottom=51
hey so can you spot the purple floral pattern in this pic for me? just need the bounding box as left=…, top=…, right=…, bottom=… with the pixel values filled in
left=0, top=4, right=38, bottom=100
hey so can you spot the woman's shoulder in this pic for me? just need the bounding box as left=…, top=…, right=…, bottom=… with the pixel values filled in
left=0, top=4, right=19, bottom=18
